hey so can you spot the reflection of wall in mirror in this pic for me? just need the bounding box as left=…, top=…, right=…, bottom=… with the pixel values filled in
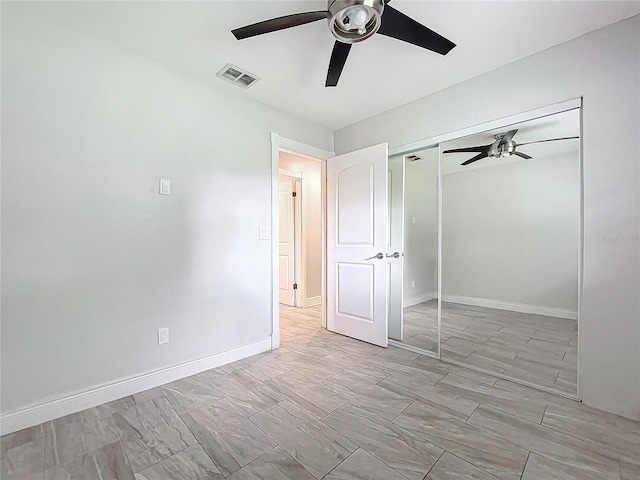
left=441, top=151, right=579, bottom=318
left=403, top=154, right=438, bottom=306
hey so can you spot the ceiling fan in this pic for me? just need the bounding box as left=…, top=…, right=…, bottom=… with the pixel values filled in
left=231, top=0, right=456, bottom=87
left=442, top=129, right=580, bottom=166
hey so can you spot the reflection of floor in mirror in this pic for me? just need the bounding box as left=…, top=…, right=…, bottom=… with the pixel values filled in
left=402, top=299, right=578, bottom=395
left=402, top=301, right=440, bottom=352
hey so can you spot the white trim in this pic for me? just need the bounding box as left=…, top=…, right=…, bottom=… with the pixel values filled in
left=271, top=133, right=333, bottom=339
left=389, top=98, right=582, bottom=156
left=271, top=135, right=281, bottom=348
left=319, top=158, right=328, bottom=329
left=275, top=137, right=335, bottom=161
left=389, top=339, right=439, bottom=359
left=293, top=179, right=303, bottom=307
left=298, top=177, right=306, bottom=308
left=437, top=145, right=443, bottom=359
left=0, top=338, right=272, bottom=436
left=441, top=295, right=578, bottom=320
left=306, top=295, right=321, bottom=307
left=576, top=97, right=584, bottom=401
left=279, top=168, right=305, bottom=179
left=403, top=292, right=437, bottom=308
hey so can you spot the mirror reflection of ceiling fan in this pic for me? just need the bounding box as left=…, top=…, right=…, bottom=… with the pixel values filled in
left=442, top=129, right=580, bottom=166
left=231, top=0, right=456, bottom=87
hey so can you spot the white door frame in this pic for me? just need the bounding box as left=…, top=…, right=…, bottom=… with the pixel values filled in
left=271, top=133, right=334, bottom=349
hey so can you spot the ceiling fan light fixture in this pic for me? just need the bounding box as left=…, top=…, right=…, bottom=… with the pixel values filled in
left=328, top=0, right=384, bottom=44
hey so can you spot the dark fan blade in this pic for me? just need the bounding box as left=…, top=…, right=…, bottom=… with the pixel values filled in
left=443, top=145, right=489, bottom=154
left=518, top=136, right=579, bottom=146
left=513, top=151, right=532, bottom=159
left=326, top=41, right=352, bottom=87
left=498, top=129, right=518, bottom=146
left=461, top=153, right=489, bottom=166
left=377, top=5, right=455, bottom=55
left=232, top=11, right=328, bottom=40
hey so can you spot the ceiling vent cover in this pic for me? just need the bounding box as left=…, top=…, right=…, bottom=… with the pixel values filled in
left=216, top=64, right=260, bottom=88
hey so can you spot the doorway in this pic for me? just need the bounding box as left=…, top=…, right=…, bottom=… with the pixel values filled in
left=270, top=133, right=332, bottom=349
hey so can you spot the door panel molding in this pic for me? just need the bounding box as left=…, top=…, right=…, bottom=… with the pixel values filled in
left=336, top=164, right=375, bottom=246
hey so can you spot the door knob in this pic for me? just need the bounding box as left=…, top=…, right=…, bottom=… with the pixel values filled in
left=386, top=252, right=401, bottom=259
left=365, top=252, right=384, bottom=260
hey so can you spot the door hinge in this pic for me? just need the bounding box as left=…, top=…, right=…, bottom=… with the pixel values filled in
left=292, top=191, right=297, bottom=197
left=293, top=283, right=298, bottom=290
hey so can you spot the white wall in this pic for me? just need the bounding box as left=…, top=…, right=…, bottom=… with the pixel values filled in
left=442, top=152, right=580, bottom=315
left=403, top=152, right=438, bottom=304
left=279, top=152, right=322, bottom=302
left=0, top=16, right=332, bottom=424
left=335, top=16, right=640, bottom=420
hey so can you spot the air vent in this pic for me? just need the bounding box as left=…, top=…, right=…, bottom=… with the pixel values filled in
left=406, top=154, right=423, bottom=161
left=216, top=64, right=260, bottom=88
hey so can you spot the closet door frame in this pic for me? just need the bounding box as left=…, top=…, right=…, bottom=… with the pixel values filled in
left=388, top=97, right=583, bottom=400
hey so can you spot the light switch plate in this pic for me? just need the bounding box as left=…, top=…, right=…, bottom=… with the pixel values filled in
left=159, top=178, right=171, bottom=195
left=259, top=227, right=271, bottom=240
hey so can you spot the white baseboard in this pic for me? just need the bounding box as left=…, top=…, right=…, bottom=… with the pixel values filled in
left=403, top=292, right=437, bottom=308
left=305, top=296, right=321, bottom=307
left=441, top=295, right=578, bottom=320
left=0, top=337, right=272, bottom=436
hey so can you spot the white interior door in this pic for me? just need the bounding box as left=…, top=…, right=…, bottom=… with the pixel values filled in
left=327, top=143, right=389, bottom=347
left=279, top=178, right=296, bottom=306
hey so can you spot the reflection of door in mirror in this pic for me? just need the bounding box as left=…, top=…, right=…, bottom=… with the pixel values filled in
left=440, top=108, right=580, bottom=396
left=389, top=147, right=439, bottom=355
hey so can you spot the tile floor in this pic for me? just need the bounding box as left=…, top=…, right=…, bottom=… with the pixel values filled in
left=402, top=299, right=577, bottom=395
left=1, top=305, right=637, bottom=480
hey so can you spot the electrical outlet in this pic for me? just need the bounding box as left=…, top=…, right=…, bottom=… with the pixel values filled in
left=159, top=178, right=171, bottom=195
left=158, top=327, right=169, bottom=345
left=411, top=281, right=416, bottom=288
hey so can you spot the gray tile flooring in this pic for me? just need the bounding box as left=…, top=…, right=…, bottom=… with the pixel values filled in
left=402, top=299, right=577, bottom=394
left=2, top=305, right=637, bottom=479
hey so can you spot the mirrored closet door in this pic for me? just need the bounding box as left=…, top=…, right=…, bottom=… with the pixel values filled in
left=439, top=108, right=580, bottom=396
left=388, top=146, right=440, bottom=357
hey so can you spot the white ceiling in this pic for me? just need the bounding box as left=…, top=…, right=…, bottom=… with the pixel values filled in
left=5, top=1, right=639, bottom=129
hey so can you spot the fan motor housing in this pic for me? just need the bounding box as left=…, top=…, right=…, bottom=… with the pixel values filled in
left=489, top=142, right=517, bottom=158
left=328, top=0, right=385, bottom=43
